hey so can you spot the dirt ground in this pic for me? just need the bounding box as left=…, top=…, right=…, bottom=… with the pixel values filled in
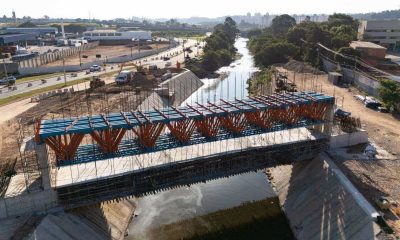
left=278, top=65, right=400, bottom=234
left=45, top=43, right=169, bottom=67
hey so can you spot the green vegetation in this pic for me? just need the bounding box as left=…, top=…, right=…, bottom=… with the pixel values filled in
left=50, top=23, right=88, bottom=33
left=248, top=13, right=358, bottom=68
left=152, top=31, right=205, bottom=39
left=378, top=79, right=400, bottom=112
left=248, top=67, right=275, bottom=95
left=187, top=17, right=239, bottom=78
left=147, top=198, right=293, bottom=240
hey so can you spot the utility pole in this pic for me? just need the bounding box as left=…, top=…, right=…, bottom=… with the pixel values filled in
left=78, top=50, right=82, bottom=71
left=62, top=57, right=67, bottom=86
left=2, top=59, right=8, bottom=78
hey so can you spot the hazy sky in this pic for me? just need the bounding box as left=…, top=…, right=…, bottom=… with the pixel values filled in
left=1, top=0, right=399, bottom=20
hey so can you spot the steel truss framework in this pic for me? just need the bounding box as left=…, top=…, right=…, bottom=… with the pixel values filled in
left=36, top=91, right=334, bottom=166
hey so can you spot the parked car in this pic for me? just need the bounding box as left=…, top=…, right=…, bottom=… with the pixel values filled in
left=0, top=76, right=16, bottom=85
left=90, top=65, right=101, bottom=72
left=165, top=61, right=172, bottom=67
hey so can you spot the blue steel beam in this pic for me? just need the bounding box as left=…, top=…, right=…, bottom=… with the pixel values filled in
left=38, top=91, right=334, bottom=141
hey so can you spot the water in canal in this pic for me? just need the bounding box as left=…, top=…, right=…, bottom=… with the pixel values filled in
left=126, top=38, right=293, bottom=240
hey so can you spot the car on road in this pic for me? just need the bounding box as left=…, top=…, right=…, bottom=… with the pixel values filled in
left=90, top=65, right=101, bottom=72
left=0, top=76, right=16, bottom=85
left=165, top=62, right=172, bottom=67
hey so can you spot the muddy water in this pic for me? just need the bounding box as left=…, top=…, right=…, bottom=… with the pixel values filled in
left=126, top=38, right=292, bottom=240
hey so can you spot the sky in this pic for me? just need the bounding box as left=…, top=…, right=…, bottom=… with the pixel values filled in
left=1, top=0, right=399, bottom=20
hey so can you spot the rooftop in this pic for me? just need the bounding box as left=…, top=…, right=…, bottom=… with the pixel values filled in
left=350, top=41, right=387, bottom=50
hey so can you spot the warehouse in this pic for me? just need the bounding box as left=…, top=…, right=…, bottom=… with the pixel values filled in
left=0, top=33, right=36, bottom=46
left=83, top=30, right=152, bottom=44
left=6, top=27, right=58, bottom=37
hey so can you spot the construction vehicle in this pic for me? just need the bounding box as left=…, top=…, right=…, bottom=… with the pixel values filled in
left=275, top=73, right=297, bottom=92
left=89, top=76, right=105, bottom=89
left=115, top=70, right=134, bottom=84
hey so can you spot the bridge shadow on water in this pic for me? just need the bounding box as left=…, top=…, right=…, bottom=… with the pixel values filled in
left=276, top=155, right=380, bottom=240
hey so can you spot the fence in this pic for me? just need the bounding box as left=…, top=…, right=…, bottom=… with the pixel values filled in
left=18, top=43, right=177, bottom=76
left=320, top=55, right=381, bottom=97
left=18, top=41, right=100, bottom=69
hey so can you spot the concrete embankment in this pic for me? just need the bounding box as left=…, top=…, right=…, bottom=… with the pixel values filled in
left=29, top=199, right=136, bottom=239
left=268, top=154, right=381, bottom=240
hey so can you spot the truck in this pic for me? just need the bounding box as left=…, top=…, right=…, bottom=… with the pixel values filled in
left=115, top=70, right=134, bottom=84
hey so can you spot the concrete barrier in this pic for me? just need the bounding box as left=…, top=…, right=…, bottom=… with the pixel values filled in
left=330, top=129, right=369, bottom=149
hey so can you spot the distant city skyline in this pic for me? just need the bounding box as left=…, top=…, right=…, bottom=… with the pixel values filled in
left=1, top=0, right=399, bottom=20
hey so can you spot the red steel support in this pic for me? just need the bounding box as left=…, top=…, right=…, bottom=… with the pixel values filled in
left=90, top=128, right=127, bottom=154
left=44, top=133, right=85, bottom=161
left=132, top=123, right=164, bottom=149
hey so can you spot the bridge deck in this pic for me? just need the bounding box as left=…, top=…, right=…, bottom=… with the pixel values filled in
left=54, top=128, right=324, bottom=188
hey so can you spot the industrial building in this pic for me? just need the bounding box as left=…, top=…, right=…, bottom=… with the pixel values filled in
left=6, top=27, right=58, bottom=37
left=358, top=20, right=400, bottom=51
left=0, top=33, right=35, bottom=46
left=83, top=30, right=152, bottom=43
left=350, top=41, right=387, bottom=67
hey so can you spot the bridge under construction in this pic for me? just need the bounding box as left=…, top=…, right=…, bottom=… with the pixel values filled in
left=31, top=91, right=334, bottom=208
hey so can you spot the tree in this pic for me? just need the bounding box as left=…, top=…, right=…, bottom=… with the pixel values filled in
left=327, top=13, right=358, bottom=29
left=379, top=79, right=400, bottom=111
left=18, top=21, right=36, bottom=28
left=202, top=51, right=222, bottom=72
left=254, top=42, right=300, bottom=67
left=246, top=28, right=262, bottom=38
left=271, top=14, right=296, bottom=37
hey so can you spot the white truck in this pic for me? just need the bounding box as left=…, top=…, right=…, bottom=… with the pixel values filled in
left=115, top=70, right=134, bottom=84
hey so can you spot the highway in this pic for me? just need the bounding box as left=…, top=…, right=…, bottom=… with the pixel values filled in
left=0, top=39, right=201, bottom=100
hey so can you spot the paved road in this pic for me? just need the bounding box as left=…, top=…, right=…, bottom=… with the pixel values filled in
left=0, top=39, right=201, bottom=100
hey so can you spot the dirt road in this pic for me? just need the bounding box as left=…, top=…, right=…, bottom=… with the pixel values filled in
left=278, top=67, right=400, bottom=156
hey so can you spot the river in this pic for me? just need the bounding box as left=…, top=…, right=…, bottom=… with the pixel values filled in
left=126, top=38, right=291, bottom=239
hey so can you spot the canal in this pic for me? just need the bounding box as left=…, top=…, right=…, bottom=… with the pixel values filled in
left=126, top=38, right=293, bottom=240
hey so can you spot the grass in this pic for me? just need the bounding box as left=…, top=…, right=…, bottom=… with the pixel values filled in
left=145, top=198, right=294, bottom=240
left=16, top=73, right=63, bottom=84
left=0, top=78, right=91, bottom=107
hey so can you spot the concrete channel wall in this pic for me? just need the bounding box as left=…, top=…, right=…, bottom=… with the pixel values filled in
left=321, top=56, right=381, bottom=97
left=0, top=189, right=58, bottom=219
left=269, top=154, right=380, bottom=240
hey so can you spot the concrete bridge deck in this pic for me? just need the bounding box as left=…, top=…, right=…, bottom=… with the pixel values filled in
left=54, top=128, right=329, bottom=207
left=55, top=128, right=321, bottom=188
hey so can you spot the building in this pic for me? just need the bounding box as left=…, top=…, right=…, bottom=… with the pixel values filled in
left=83, top=30, right=152, bottom=41
left=6, top=27, right=58, bottom=37
left=358, top=20, right=400, bottom=51
left=0, top=33, right=36, bottom=46
left=350, top=41, right=387, bottom=67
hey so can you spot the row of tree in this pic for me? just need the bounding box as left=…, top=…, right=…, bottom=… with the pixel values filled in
left=247, top=13, right=359, bottom=68
left=187, top=17, right=239, bottom=77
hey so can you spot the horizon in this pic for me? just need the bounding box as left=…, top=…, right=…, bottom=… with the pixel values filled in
left=1, top=0, right=400, bottom=20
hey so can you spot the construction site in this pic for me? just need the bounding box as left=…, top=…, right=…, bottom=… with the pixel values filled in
left=0, top=34, right=398, bottom=240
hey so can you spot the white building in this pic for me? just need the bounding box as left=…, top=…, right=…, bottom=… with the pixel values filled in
left=358, top=20, right=400, bottom=51
left=83, top=30, right=152, bottom=41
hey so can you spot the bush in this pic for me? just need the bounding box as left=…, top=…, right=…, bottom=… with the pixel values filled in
left=379, top=79, right=400, bottom=111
